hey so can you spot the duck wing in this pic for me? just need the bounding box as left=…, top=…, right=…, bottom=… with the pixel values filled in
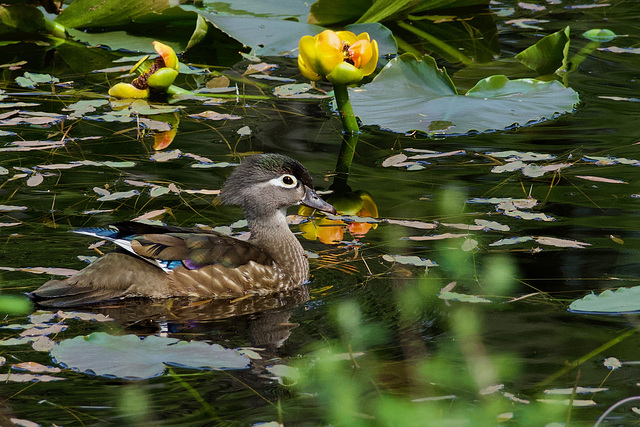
left=30, top=221, right=277, bottom=307
left=76, top=221, right=274, bottom=271
left=131, top=232, right=274, bottom=270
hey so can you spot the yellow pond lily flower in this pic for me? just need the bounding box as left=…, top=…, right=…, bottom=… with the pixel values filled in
left=298, top=30, right=378, bottom=85
left=299, top=190, right=378, bottom=244
left=108, top=41, right=180, bottom=99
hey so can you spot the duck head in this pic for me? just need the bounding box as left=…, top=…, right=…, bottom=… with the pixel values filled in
left=220, top=153, right=336, bottom=217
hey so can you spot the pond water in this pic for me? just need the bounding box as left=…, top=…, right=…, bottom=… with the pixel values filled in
left=1, top=0, right=640, bottom=425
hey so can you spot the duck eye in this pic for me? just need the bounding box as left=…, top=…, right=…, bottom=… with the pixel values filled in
left=281, top=174, right=297, bottom=187
left=269, top=174, right=298, bottom=188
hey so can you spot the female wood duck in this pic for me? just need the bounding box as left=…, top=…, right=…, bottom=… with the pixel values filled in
left=30, top=153, right=336, bottom=307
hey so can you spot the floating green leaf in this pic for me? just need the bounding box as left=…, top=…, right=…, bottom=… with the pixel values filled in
left=51, top=332, right=250, bottom=379
left=16, top=72, right=59, bottom=89
left=191, top=9, right=397, bottom=57
left=193, top=11, right=322, bottom=56
left=350, top=54, right=579, bottom=135
left=583, top=29, right=617, bottom=43
left=569, top=287, right=640, bottom=314
left=203, top=0, right=310, bottom=21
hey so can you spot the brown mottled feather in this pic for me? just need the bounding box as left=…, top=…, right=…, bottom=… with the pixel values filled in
left=30, top=252, right=168, bottom=307
left=32, top=251, right=292, bottom=307
left=131, top=232, right=273, bottom=268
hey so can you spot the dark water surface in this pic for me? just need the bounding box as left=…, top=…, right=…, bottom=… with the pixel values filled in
left=1, top=0, right=640, bottom=425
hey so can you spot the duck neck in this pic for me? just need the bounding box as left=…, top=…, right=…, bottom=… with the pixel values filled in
left=246, top=207, right=308, bottom=285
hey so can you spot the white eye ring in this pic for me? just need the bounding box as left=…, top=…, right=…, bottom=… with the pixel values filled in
left=269, top=174, right=298, bottom=188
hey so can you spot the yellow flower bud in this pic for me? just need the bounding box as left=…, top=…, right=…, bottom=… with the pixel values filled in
left=298, top=30, right=378, bottom=85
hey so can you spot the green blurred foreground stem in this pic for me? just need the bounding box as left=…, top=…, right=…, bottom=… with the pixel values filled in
left=537, top=328, right=636, bottom=388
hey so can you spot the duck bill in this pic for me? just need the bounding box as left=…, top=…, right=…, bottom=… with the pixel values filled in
left=302, top=187, right=337, bottom=214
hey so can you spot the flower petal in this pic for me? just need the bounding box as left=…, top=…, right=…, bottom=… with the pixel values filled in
left=355, top=32, right=371, bottom=42
left=360, top=39, right=379, bottom=76
left=153, top=41, right=179, bottom=71
left=317, top=30, right=342, bottom=50
left=348, top=39, right=372, bottom=69
left=336, top=30, right=357, bottom=44
left=298, top=55, right=321, bottom=81
left=108, top=83, right=150, bottom=99
left=299, top=34, right=340, bottom=77
left=315, top=32, right=343, bottom=75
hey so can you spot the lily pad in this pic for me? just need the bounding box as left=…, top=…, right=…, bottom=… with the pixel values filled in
left=569, top=287, right=640, bottom=314
left=583, top=29, right=617, bottom=43
left=193, top=11, right=323, bottom=56
left=201, top=0, right=310, bottom=21
left=191, top=9, right=397, bottom=57
left=51, top=332, right=250, bottom=379
left=350, top=54, right=579, bottom=135
left=16, top=72, right=59, bottom=89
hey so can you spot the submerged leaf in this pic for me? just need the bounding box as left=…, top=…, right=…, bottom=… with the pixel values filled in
left=382, top=254, right=437, bottom=267
left=534, top=236, right=590, bottom=248
left=385, top=219, right=437, bottom=229
left=12, top=362, right=61, bottom=374
left=569, top=287, right=640, bottom=314
left=0, top=205, right=27, bottom=212
left=51, top=332, right=250, bottom=379
left=0, top=373, right=65, bottom=382
left=26, top=173, right=44, bottom=187
left=439, top=291, right=492, bottom=303
left=150, top=149, right=181, bottom=162
left=190, top=111, right=242, bottom=121
left=576, top=175, right=627, bottom=184
left=97, top=190, right=140, bottom=202
left=544, top=387, right=608, bottom=394
left=382, top=153, right=408, bottom=167
left=474, top=219, right=510, bottom=232
left=16, top=72, right=59, bottom=88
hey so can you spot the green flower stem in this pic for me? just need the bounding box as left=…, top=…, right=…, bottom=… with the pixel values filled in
left=536, top=328, right=636, bottom=388
left=332, top=133, right=358, bottom=191
left=166, top=85, right=195, bottom=96
left=332, top=84, right=360, bottom=190
left=333, top=84, right=360, bottom=135
left=44, top=18, right=67, bottom=39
